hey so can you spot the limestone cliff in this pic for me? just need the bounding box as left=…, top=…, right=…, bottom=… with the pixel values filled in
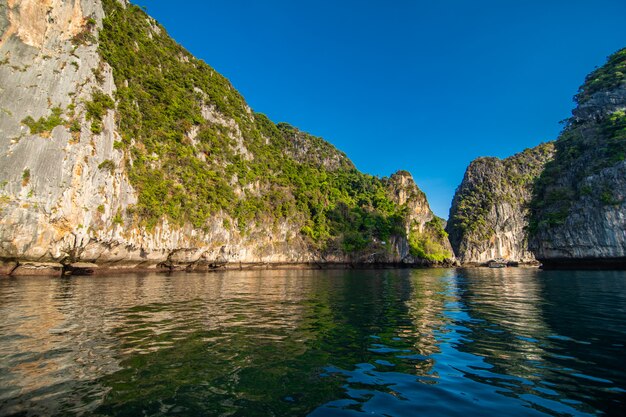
left=446, top=143, right=554, bottom=264
left=448, top=47, right=626, bottom=268
left=386, top=171, right=453, bottom=263
left=0, top=0, right=452, bottom=275
left=529, top=48, right=626, bottom=268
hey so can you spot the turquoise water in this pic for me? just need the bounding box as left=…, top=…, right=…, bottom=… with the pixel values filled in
left=0, top=268, right=624, bottom=416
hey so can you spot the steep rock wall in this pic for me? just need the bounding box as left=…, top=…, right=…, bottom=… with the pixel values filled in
left=387, top=171, right=454, bottom=262
left=447, top=47, right=626, bottom=268
left=529, top=48, right=626, bottom=267
left=530, top=160, right=626, bottom=265
left=446, top=144, right=554, bottom=264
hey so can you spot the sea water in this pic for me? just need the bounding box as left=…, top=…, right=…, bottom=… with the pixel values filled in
left=0, top=268, right=624, bottom=416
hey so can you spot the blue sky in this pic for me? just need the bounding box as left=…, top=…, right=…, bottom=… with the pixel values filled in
left=132, top=0, right=625, bottom=217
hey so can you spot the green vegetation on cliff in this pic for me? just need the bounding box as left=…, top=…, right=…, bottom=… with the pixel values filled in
left=529, top=48, right=626, bottom=235
left=97, top=0, right=446, bottom=260
left=85, top=90, right=115, bottom=134
left=21, top=107, right=64, bottom=136
left=409, top=217, right=450, bottom=262
left=529, top=110, right=626, bottom=232
left=575, top=48, right=626, bottom=104
left=448, top=143, right=554, bottom=245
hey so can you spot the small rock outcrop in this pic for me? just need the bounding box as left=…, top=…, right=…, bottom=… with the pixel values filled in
left=386, top=171, right=454, bottom=264
left=446, top=143, right=554, bottom=264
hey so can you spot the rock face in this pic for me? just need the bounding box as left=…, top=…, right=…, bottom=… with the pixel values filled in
left=448, top=47, right=626, bottom=268
left=0, top=0, right=453, bottom=274
left=531, top=160, right=626, bottom=267
left=446, top=144, right=554, bottom=264
left=529, top=48, right=626, bottom=268
left=386, top=171, right=454, bottom=264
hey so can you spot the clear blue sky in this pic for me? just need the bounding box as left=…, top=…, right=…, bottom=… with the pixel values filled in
left=132, top=0, right=625, bottom=218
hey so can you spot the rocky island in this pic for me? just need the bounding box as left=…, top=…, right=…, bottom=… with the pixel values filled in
left=447, top=47, right=626, bottom=269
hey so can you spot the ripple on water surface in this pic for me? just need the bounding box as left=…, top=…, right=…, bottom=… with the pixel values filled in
left=0, top=268, right=625, bottom=416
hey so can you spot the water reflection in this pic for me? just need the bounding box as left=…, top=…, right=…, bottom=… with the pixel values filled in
left=0, top=269, right=624, bottom=417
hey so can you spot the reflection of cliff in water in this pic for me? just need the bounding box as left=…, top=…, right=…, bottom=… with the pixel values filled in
left=457, top=268, right=626, bottom=415
left=0, top=277, right=124, bottom=416
left=93, top=270, right=437, bottom=416
left=2, top=269, right=624, bottom=417
left=457, top=268, right=550, bottom=375
left=309, top=269, right=453, bottom=416
left=405, top=269, right=456, bottom=361
left=0, top=268, right=448, bottom=417
left=537, top=270, right=626, bottom=415
left=93, top=270, right=324, bottom=417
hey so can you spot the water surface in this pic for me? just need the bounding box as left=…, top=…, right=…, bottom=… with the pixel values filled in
left=0, top=268, right=624, bottom=416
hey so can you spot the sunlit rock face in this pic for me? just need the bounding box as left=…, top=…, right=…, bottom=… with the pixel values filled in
left=0, top=0, right=136, bottom=267
left=446, top=143, right=554, bottom=264
left=0, top=0, right=452, bottom=273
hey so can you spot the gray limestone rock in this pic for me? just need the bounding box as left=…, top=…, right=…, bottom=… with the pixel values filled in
left=447, top=143, right=554, bottom=264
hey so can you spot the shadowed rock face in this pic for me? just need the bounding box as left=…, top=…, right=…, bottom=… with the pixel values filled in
left=530, top=158, right=626, bottom=268
left=446, top=144, right=554, bottom=264
left=0, top=0, right=452, bottom=273
left=573, top=86, right=626, bottom=123
left=528, top=48, right=626, bottom=268
left=532, top=160, right=626, bottom=261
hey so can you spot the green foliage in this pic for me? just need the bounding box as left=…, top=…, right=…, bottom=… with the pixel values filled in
left=21, top=107, right=64, bottom=135
left=0, top=195, right=11, bottom=207
left=600, top=187, right=621, bottom=206
left=326, top=200, right=405, bottom=252
left=575, top=48, right=626, bottom=104
left=529, top=110, right=626, bottom=236
left=72, top=20, right=97, bottom=46
left=409, top=218, right=451, bottom=262
left=96, top=0, right=447, bottom=261
left=113, top=210, right=124, bottom=225
left=580, top=185, right=593, bottom=196
left=70, top=119, right=81, bottom=133
left=98, top=159, right=116, bottom=174
left=98, top=0, right=245, bottom=228
left=85, top=90, right=115, bottom=134
left=426, top=217, right=449, bottom=240
left=92, top=66, right=105, bottom=84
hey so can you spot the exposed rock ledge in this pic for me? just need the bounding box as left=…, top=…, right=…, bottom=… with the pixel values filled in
left=0, top=258, right=458, bottom=277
